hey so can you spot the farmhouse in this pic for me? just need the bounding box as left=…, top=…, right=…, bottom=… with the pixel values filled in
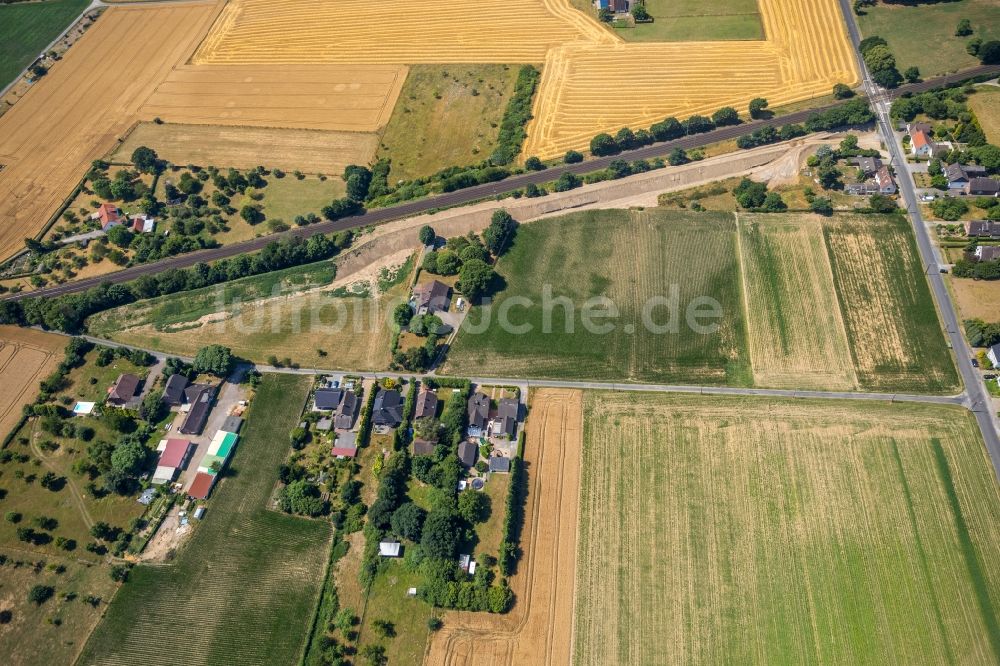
left=107, top=373, right=141, bottom=407
left=989, top=344, right=1000, bottom=368
left=152, top=438, right=193, bottom=485
left=92, top=203, right=121, bottom=230
left=493, top=397, right=520, bottom=439
left=458, top=440, right=478, bottom=467
left=335, top=390, right=359, bottom=429
left=975, top=246, right=1000, bottom=262
left=313, top=388, right=343, bottom=411
left=489, top=456, right=511, bottom=473
left=966, top=221, right=1000, bottom=238
left=414, top=386, right=438, bottom=419
left=910, top=130, right=934, bottom=158
left=372, top=389, right=403, bottom=427
left=180, top=384, right=215, bottom=435
left=162, top=373, right=189, bottom=406
left=412, top=280, right=451, bottom=315
left=467, top=392, right=490, bottom=437
left=968, top=177, right=1000, bottom=197
left=188, top=471, right=216, bottom=500
left=875, top=166, right=896, bottom=195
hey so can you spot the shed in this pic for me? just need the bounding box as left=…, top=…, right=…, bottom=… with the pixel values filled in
left=457, top=441, right=477, bottom=467
left=489, top=456, right=511, bottom=473
left=331, top=446, right=358, bottom=458
left=193, top=506, right=206, bottom=520
left=316, top=417, right=333, bottom=432
left=188, top=472, right=215, bottom=500
left=221, top=415, right=243, bottom=433
left=413, top=438, right=436, bottom=456
left=379, top=541, right=401, bottom=557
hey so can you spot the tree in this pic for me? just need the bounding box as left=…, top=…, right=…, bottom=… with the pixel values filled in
left=667, top=148, right=689, bottom=166
left=810, top=197, right=833, bottom=215
left=358, top=644, right=387, bottom=666
left=435, top=250, right=462, bottom=276
left=390, top=502, right=426, bottom=541
left=563, top=150, right=583, bottom=164
left=833, top=83, right=854, bottom=99
left=955, top=18, right=973, bottom=37
left=457, top=490, right=491, bottom=524
left=630, top=4, right=649, bottom=21
left=277, top=480, right=327, bottom=516
left=683, top=115, right=715, bottom=135
left=733, top=178, right=768, bottom=209
left=372, top=619, right=396, bottom=639
left=589, top=133, right=618, bottom=156
left=524, top=156, right=545, bottom=171
left=903, top=66, right=920, bottom=83
left=760, top=192, right=787, bottom=212
left=868, top=194, right=897, bottom=213
left=711, top=106, right=740, bottom=127
left=457, top=259, right=495, bottom=299
left=28, top=586, right=54, bottom=606
left=553, top=172, right=581, bottom=192
left=421, top=510, right=460, bottom=559
left=817, top=161, right=843, bottom=190
left=393, top=303, right=413, bottom=329
left=483, top=209, right=518, bottom=256
left=130, top=146, right=160, bottom=174
left=240, top=204, right=263, bottom=225
left=193, top=344, right=234, bottom=377
left=748, top=97, right=769, bottom=119
left=614, top=127, right=636, bottom=150
left=418, top=225, right=436, bottom=245
left=650, top=117, right=684, bottom=141
left=110, top=438, right=147, bottom=479
left=106, top=224, right=133, bottom=249
left=931, top=196, right=969, bottom=221
left=971, top=144, right=1000, bottom=172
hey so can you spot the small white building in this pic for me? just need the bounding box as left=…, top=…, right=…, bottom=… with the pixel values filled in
left=989, top=344, right=1000, bottom=368
left=379, top=541, right=401, bottom=557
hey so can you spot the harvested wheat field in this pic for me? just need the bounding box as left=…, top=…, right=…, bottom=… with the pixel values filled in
left=191, top=0, right=856, bottom=159
left=575, top=391, right=1000, bottom=665
left=140, top=63, right=406, bottom=131
left=0, top=1, right=222, bottom=261
left=738, top=213, right=856, bottom=390
left=0, top=326, right=65, bottom=438
left=111, top=122, right=379, bottom=174
left=424, top=388, right=582, bottom=666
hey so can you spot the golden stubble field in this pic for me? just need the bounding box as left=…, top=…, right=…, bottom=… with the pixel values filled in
left=0, top=326, right=65, bottom=438
left=424, top=388, right=583, bottom=665
left=193, top=0, right=858, bottom=159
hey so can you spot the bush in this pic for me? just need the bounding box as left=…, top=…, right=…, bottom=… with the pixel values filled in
left=553, top=172, right=582, bottom=192
left=489, top=66, right=541, bottom=165
left=563, top=150, right=583, bottom=164
left=28, top=585, right=54, bottom=605
left=589, top=133, right=618, bottom=156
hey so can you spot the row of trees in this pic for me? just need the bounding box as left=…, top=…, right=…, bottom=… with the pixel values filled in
left=490, top=66, right=542, bottom=166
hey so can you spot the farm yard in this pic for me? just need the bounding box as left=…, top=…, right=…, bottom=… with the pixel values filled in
left=425, top=388, right=582, bottom=665
left=0, top=0, right=89, bottom=89
left=77, top=374, right=333, bottom=666
left=574, top=391, right=1000, bottom=666
left=110, top=122, right=379, bottom=175
left=0, top=326, right=65, bottom=438
left=446, top=209, right=956, bottom=392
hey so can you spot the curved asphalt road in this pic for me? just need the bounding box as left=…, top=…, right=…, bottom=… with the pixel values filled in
left=6, top=63, right=999, bottom=303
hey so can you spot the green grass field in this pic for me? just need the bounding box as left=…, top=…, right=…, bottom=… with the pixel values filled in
left=261, top=176, right=345, bottom=223
left=76, top=375, right=333, bottom=666
left=0, top=0, right=89, bottom=89
left=857, top=0, right=1000, bottom=76
left=377, top=65, right=520, bottom=182
left=617, top=0, right=763, bottom=42
left=970, top=86, right=1000, bottom=145
left=444, top=209, right=752, bottom=386
left=575, top=391, right=1000, bottom=665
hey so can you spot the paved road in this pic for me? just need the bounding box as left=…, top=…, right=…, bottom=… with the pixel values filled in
left=837, top=0, right=1000, bottom=481
left=76, top=333, right=967, bottom=407
left=7, top=63, right=999, bottom=303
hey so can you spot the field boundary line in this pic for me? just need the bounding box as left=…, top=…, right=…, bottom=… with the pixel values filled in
left=734, top=211, right=758, bottom=385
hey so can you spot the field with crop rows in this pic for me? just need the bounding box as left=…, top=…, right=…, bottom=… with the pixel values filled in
left=444, top=209, right=751, bottom=385
left=111, top=122, right=379, bottom=175
left=0, top=0, right=89, bottom=89
left=824, top=215, right=958, bottom=393
left=77, top=374, right=332, bottom=666
left=970, top=86, right=1000, bottom=146
left=575, top=391, right=1000, bottom=665
left=738, top=214, right=856, bottom=390
left=0, top=326, right=65, bottom=438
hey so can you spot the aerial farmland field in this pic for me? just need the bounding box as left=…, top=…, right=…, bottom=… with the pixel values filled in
left=0, top=0, right=89, bottom=89
left=574, top=391, right=1000, bottom=665
left=0, top=326, right=65, bottom=437
left=77, top=374, right=332, bottom=666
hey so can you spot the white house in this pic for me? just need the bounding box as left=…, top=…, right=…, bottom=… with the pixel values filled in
left=989, top=344, right=1000, bottom=368
left=910, top=130, right=934, bottom=158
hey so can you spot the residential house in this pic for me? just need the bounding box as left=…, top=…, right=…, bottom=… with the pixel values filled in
left=853, top=156, right=882, bottom=177
left=162, top=373, right=189, bottom=406
left=467, top=392, right=490, bottom=437
left=975, top=245, right=1000, bottom=262
left=335, top=391, right=359, bottom=430
left=130, top=214, right=156, bottom=233
left=875, top=165, right=896, bottom=195
left=910, top=130, right=934, bottom=158
left=180, top=384, right=215, bottom=435
left=966, top=221, right=1000, bottom=238
left=107, top=373, right=140, bottom=407
left=92, top=203, right=121, bottom=230
left=331, top=444, right=358, bottom=458
left=489, top=456, right=511, bottom=473
left=152, top=438, right=193, bottom=485
left=313, top=388, right=343, bottom=411
left=989, top=343, right=1000, bottom=368
left=944, top=163, right=987, bottom=190
left=968, top=177, right=1000, bottom=197
left=457, top=441, right=477, bottom=467
left=413, top=439, right=436, bottom=456
left=412, top=280, right=451, bottom=315
left=845, top=181, right=879, bottom=196
left=414, top=387, right=438, bottom=420
left=493, top=398, right=520, bottom=439
left=595, top=0, right=629, bottom=12
left=906, top=122, right=932, bottom=136
left=372, top=389, right=403, bottom=428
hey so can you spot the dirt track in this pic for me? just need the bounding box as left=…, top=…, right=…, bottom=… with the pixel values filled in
left=423, top=388, right=583, bottom=665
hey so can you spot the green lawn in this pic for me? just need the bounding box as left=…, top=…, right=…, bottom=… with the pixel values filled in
left=857, top=0, right=1000, bottom=76
left=355, top=561, right=436, bottom=666
left=575, top=392, right=1000, bottom=665
left=76, top=375, right=333, bottom=666
left=445, top=209, right=751, bottom=385
left=0, top=0, right=89, bottom=89
left=261, top=176, right=345, bottom=223
left=377, top=65, right=520, bottom=182
left=620, top=0, right=763, bottom=42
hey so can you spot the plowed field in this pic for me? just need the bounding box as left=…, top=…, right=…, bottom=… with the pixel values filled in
left=424, top=388, right=583, bottom=666
left=0, top=326, right=64, bottom=439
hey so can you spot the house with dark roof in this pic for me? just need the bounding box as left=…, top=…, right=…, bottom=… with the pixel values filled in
left=107, top=373, right=141, bottom=406
left=493, top=398, right=520, bottom=439
left=314, top=388, right=344, bottom=411
left=944, top=163, right=987, bottom=190
left=414, top=387, right=438, bottom=420
left=968, top=177, right=1000, bottom=197
left=853, top=156, right=882, bottom=177
left=162, top=373, right=189, bottom=406
left=221, top=415, right=243, bottom=433
left=467, top=392, right=490, bottom=437
left=412, top=280, right=452, bottom=315
left=989, top=343, right=1000, bottom=369
left=335, top=391, right=359, bottom=430
left=457, top=441, right=477, bottom=467
left=179, top=385, right=215, bottom=435
left=489, top=456, right=511, bottom=473
left=413, top=439, right=436, bottom=456
left=372, top=389, right=403, bottom=427
left=846, top=181, right=879, bottom=196
left=975, top=245, right=1000, bottom=262
left=906, top=121, right=932, bottom=136
left=966, top=221, right=1000, bottom=238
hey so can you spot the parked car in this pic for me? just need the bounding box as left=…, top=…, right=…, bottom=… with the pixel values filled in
left=971, top=357, right=980, bottom=367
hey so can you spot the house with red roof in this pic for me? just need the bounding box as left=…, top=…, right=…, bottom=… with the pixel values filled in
left=152, top=438, right=193, bottom=485
left=187, top=471, right=216, bottom=500
left=93, top=203, right=121, bottom=230
left=910, top=130, right=934, bottom=158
